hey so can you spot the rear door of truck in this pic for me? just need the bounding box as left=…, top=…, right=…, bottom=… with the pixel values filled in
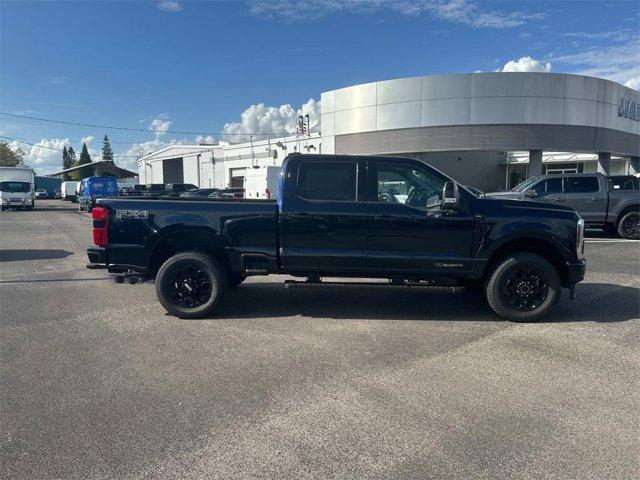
left=563, top=174, right=607, bottom=224
left=279, top=156, right=368, bottom=273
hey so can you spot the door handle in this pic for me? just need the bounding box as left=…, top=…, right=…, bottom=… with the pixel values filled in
left=553, top=198, right=566, bottom=202
left=373, top=214, right=393, bottom=220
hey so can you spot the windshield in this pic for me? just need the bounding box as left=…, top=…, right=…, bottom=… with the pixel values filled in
left=1, top=181, right=31, bottom=193
left=512, top=176, right=540, bottom=192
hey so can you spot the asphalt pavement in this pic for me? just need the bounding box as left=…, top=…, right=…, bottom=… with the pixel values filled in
left=1, top=200, right=639, bottom=479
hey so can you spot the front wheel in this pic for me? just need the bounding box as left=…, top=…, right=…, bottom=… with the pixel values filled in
left=617, top=211, right=640, bottom=239
left=485, top=253, right=561, bottom=322
left=155, top=251, right=227, bottom=318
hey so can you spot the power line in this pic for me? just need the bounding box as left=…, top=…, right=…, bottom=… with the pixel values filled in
left=0, top=111, right=283, bottom=136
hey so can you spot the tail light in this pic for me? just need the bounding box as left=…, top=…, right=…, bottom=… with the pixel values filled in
left=265, top=188, right=270, bottom=199
left=576, top=218, right=585, bottom=259
left=92, top=206, right=109, bottom=246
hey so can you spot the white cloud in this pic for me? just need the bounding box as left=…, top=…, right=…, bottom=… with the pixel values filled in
left=149, top=114, right=172, bottom=139
left=498, top=56, right=552, bottom=73
left=550, top=35, right=640, bottom=85
left=8, top=138, right=70, bottom=175
left=624, top=76, right=640, bottom=91
left=157, top=1, right=182, bottom=12
left=81, top=135, right=95, bottom=144
left=222, top=98, right=321, bottom=143
left=195, top=135, right=217, bottom=144
left=248, top=0, right=545, bottom=28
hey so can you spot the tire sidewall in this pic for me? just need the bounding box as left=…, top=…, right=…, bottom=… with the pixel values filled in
left=155, top=252, right=226, bottom=318
left=486, top=254, right=561, bottom=322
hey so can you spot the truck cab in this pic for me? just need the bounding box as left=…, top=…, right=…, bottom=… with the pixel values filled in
left=0, top=167, right=35, bottom=211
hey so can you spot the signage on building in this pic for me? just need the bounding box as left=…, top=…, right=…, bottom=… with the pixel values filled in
left=618, top=97, right=639, bottom=121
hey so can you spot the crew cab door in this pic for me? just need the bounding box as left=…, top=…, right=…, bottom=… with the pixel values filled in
left=366, top=159, right=475, bottom=276
left=563, top=175, right=607, bottom=224
left=279, top=158, right=368, bottom=273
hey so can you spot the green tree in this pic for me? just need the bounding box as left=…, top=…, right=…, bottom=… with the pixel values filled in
left=61, top=146, right=70, bottom=179
left=0, top=142, right=24, bottom=167
left=67, top=146, right=76, bottom=164
left=70, top=142, right=93, bottom=180
left=101, top=135, right=114, bottom=163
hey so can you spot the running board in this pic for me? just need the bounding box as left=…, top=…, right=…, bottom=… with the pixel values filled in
left=284, top=280, right=465, bottom=293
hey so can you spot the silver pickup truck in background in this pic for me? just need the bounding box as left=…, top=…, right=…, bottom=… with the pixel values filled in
left=485, top=173, right=640, bottom=239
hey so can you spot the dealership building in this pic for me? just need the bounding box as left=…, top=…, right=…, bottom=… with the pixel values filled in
left=139, top=72, right=639, bottom=191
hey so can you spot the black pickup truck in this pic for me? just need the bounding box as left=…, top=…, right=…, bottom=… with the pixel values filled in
left=87, top=154, right=586, bottom=322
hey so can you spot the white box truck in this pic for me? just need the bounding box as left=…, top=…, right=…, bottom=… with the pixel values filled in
left=244, top=166, right=281, bottom=200
left=61, top=181, right=78, bottom=201
left=0, top=166, right=35, bottom=211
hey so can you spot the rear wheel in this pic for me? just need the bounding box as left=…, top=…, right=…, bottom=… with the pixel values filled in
left=155, top=251, right=227, bottom=318
left=485, top=253, right=561, bottom=322
left=617, top=211, right=640, bottom=239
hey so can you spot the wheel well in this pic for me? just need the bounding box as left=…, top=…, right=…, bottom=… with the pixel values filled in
left=148, top=231, right=231, bottom=277
left=616, top=204, right=640, bottom=225
left=484, top=238, right=569, bottom=286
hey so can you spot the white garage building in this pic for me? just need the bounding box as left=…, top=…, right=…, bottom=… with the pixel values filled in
left=137, top=133, right=321, bottom=189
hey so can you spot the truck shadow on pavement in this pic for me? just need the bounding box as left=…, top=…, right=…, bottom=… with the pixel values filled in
left=210, top=281, right=639, bottom=323
left=0, top=249, right=73, bottom=262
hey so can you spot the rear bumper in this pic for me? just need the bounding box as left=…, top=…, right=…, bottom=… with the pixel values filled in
left=567, top=258, right=586, bottom=285
left=86, top=246, right=107, bottom=269
left=86, top=246, right=149, bottom=274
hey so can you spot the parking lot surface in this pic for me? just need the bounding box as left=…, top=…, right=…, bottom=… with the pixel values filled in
left=2, top=200, right=639, bottom=479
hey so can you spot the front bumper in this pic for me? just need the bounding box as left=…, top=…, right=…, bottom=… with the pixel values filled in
left=566, top=258, right=587, bottom=285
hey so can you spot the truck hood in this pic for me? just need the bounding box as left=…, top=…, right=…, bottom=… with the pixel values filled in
left=477, top=196, right=578, bottom=215
left=483, top=191, right=526, bottom=200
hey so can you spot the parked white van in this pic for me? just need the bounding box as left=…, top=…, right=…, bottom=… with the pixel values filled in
left=61, top=181, right=78, bottom=201
left=244, top=166, right=281, bottom=200
left=0, top=166, right=35, bottom=211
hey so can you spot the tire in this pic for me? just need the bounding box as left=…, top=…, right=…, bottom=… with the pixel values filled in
left=228, top=273, right=247, bottom=289
left=25, top=205, right=33, bottom=211
left=617, top=211, right=640, bottom=240
left=485, top=253, right=561, bottom=322
left=155, top=251, right=227, bottom=319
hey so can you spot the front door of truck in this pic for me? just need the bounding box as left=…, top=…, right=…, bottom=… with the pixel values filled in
left=366, top=160, right=475, bottom=276
left=279, top=158, right=368, bottom=273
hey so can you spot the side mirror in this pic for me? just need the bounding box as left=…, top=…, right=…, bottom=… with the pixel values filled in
left=442, top=181, right=460, bottom=211
left=525, top=189, right=537, bottom=198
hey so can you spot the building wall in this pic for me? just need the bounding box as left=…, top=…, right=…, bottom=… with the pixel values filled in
left=395, top=151, right=508, bottom=192
left=321, top=72, right=640, bottom=157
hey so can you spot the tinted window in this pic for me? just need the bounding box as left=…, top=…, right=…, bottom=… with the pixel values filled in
left=374, top=164, right=445, bottom=210
left=565, top=177, right=599, bottom=193
left=297, top=162, right=356, bottom=201
left=608, top=176, right=638, bottom=191
left=531, top=177, right=562, bottom=195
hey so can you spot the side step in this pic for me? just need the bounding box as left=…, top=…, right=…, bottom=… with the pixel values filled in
left=284, top=279, right=465, bottom=293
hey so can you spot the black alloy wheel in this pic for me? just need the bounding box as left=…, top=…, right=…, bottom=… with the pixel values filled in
left=501, top=267, right=549, bottom=312
left=169, top=263, right=213, bottom=309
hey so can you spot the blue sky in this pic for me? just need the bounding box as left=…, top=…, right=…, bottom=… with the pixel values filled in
left=1, top=0, right=638, bottom=173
